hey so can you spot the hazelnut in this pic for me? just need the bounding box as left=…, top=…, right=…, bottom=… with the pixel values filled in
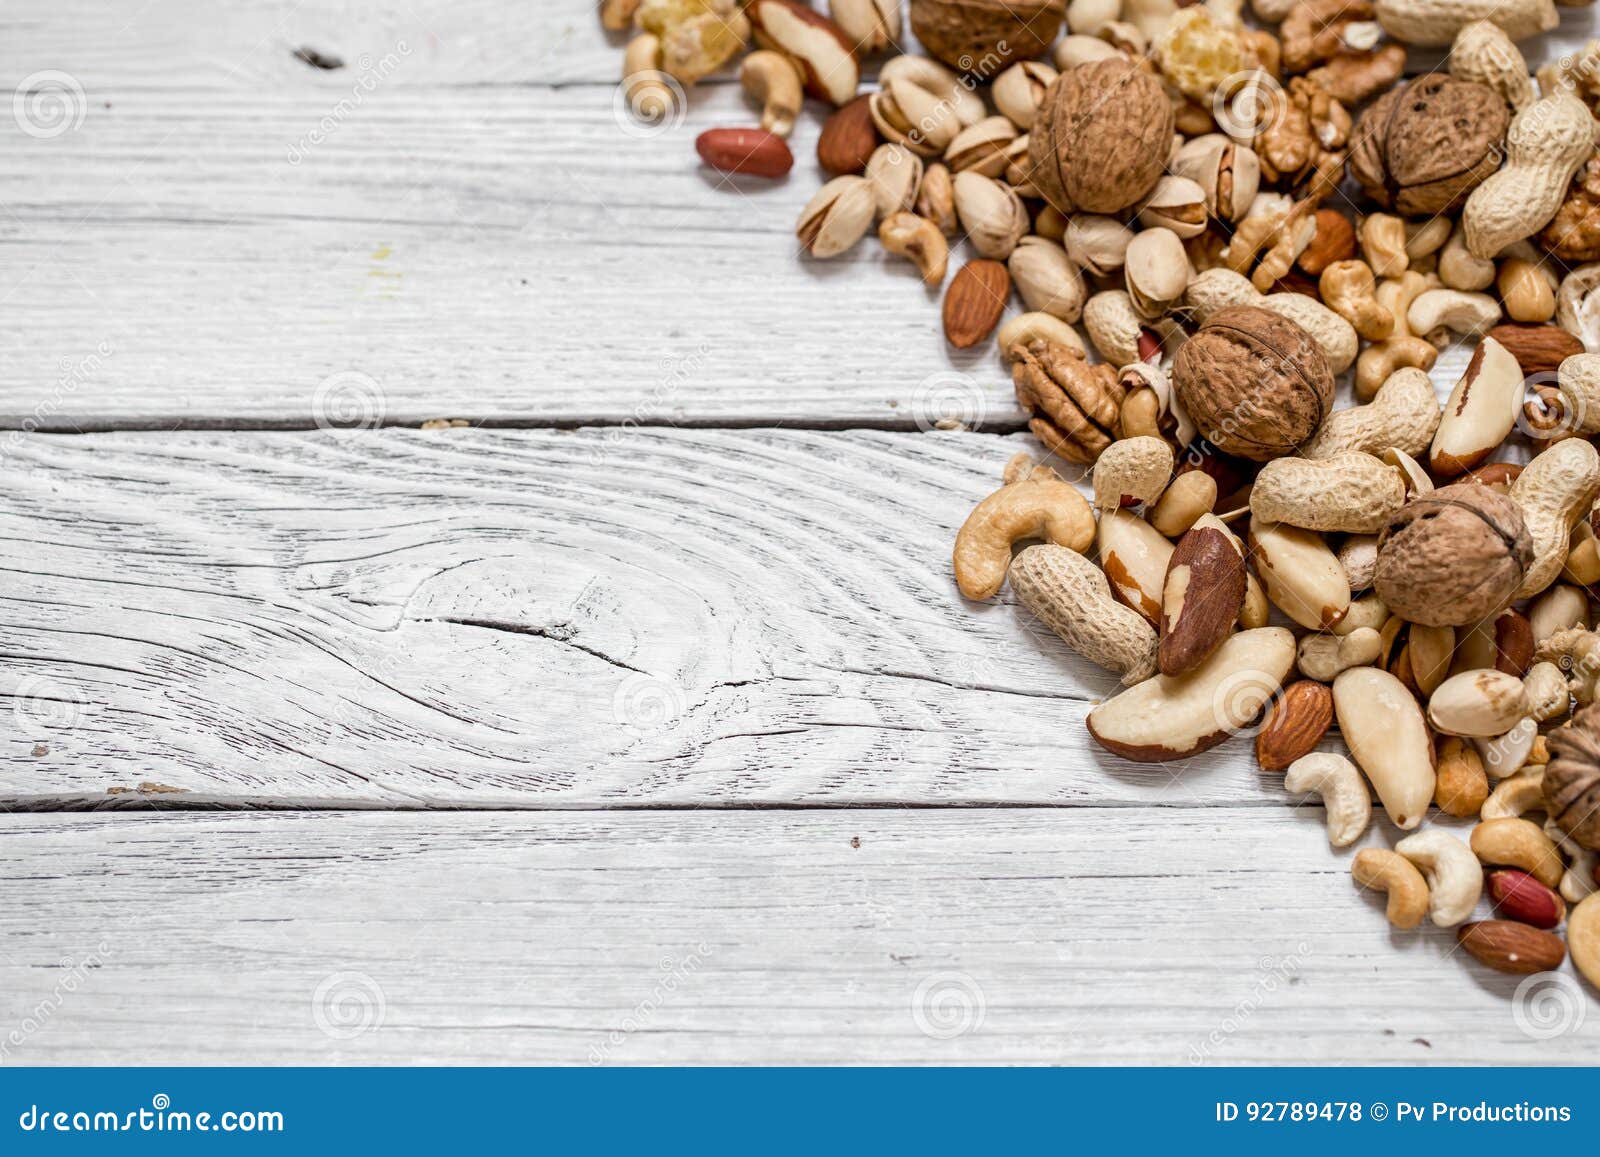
left=1170, top=305, right=1334, bottom=461
left=1372, top=484, right=1534, bottom=628
left=1347, top=75, right=1508, bottom=216
left=1029, top=58, right=1174, bottom=215
left=1544, top=703, right=1600, bottom=852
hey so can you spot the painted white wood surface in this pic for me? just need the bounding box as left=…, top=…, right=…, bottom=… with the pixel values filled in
left=2, top=809, right=1592, bottom=1065
left=0, top=6, right=1580, bottom=429
left=3, top=0, right=1593, bottom=89
left=0, top=425, right=1286, bottom=808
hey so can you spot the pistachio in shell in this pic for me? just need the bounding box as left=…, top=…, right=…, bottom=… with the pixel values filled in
left=1028, top=58, right=1174, bottom=215
left=1347, top=75, right=1508, bottom=216
left=1544, top=703, right=1600, bottom=851
left=1372, top=484, right=1533, bottom=628
left=908, top=0, right=1061, bottom=75
left=1170, top=305, right=1334, bottom=462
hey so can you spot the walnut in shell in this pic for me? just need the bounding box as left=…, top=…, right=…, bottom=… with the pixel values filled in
left=1170, top=305, right=1333, bottom=461
left=1372, top=484, right=1533, bottom=628
left=1347, top=75, right=1508, bottom=215
left=909, top=0, right=1061, bottom=74
left=1544, top=704, right=1600, bottom=851
left=1028, top=58, right=1174, bottom=215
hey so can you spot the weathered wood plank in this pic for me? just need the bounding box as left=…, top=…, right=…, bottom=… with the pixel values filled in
left=1, top=84, right=1031, bottom=429
left=1, top=809, right=1590, bottom=1065
left=0, top=44, right=1542, bottom=430
left=1, top=425, right=1285, bottom=808
left=4, top=0, right=1593, bottom=89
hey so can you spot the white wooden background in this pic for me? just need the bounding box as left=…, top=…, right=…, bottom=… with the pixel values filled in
left=0, top=0, right=1597, bottom=1064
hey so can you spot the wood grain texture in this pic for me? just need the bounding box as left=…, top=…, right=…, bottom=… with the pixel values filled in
left=4, top=0, right=1593, bottom=89
left=3, top=808, right=1592, bottom=1065
left=0, top=425, right=1288, bottom=808
left=0, top=14, right=1552, bottom=430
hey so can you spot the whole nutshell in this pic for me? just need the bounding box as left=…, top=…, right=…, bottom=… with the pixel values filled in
left=1544, top=703, right=1600, bottom=851
left=909, top=0, right=1061, bottom=75
left=1170, top=305, right=1333, bottom=461
left=1028, top=58, right=1174, bottom=216
left=1348, top=75, right=1508, bottom=216
left=1372, top=484, right=1533, bottom=628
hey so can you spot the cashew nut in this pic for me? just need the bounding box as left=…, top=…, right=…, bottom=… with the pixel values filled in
left=621, top=34, right=675, bottom=123
left=1298, top=627, right=1382, bottom=683
left=1009, top=544, right=1159, bottom=685
left=1286, top=753, right=1373, bottom=848
left=1092, top=437, right=1173, bottom=512
left=1406, top=289, right=1501, bottom=343
left=1471, top=816, right=1565, bottom=889
left=1545, top=820, right=1599, bottom=904
left=1354, top=273, right=1439, bottom=400
left=1352, top=848, right=1431, bottom=929
left=1438, top=222, right=1496, bottom=291
left=1396, top=830, right=1484, bottom=927
left=1302, top=368, right=1440, bottom=461
left=1475, top=717, right=1539, bottom=779
left=996, top=313, right=1086, bottom=361
left=1335, top=666, right=1436, bottom=830
left=739, top=50, right=803, bottom=138
left=1436, top=735, right=1490, bottom=818
left=1508, top=436, right=1600, bottom=599
left=1360, top=213, right=1408, bottom=279
left=953, top=469, right=1096, bottom=599
left=878, top=212, right=948, bottom=285
left=1482, top=764, right=1545, bottom=821
left=1319, top=260, right=1393, bottom=341
left=601, top=0, right=642, bottom=30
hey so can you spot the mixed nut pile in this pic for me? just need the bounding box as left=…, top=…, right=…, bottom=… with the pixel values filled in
left=602, top=0, right=1600, bottom=990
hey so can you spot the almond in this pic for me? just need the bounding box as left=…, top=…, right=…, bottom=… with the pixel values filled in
left=942, top=259, right=1010, bottom=349
left=1159, top=524, right=1245, bottom=675
left=1484, top=323, right=1585, bottom=377
left=1255, top=679, right=1334, bottom=772
left=747, top=0, right=859, bottom=106
left=1456, top=920, right=1567, bottom=974
left=1487, top=868, right=1567, bottom=929
left=816, top=94, right=878, bottom=176
left=694, top=127, right=794, bottom=179
left=1297, top=208, right=1357, bottom=276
